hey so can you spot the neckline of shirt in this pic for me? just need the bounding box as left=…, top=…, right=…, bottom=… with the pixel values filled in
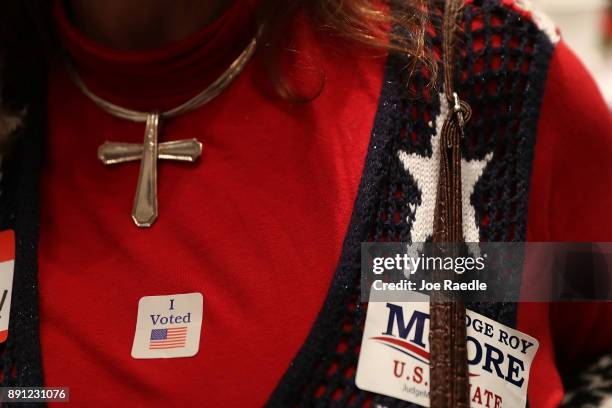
left=54, top=0, right=259, bottom=111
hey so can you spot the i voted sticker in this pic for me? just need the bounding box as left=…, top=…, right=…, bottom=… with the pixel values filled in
left=0, top=230, right=15, bottom=343
left=356, top=292, right=539, bottom=408
left=131, top=293, right=203, bottom=359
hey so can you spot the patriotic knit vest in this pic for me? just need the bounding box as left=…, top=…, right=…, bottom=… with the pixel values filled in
left=0, top=0, right=560, bottom=406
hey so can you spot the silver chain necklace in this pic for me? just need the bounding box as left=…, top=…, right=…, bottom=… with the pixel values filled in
left=65, top=36, right=258, bottom=228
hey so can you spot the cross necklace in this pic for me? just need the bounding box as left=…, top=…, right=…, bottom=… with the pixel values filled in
left=65, top=36, right=258, bottom=227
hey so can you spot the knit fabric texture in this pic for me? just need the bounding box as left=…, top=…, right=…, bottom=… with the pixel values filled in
left=0, top=0, right=556, bottom=407
left=267, top=0, right=555, bottom=406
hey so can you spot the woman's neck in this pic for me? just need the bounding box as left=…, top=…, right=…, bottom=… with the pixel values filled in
left=67, top=0, right=230, bottom=50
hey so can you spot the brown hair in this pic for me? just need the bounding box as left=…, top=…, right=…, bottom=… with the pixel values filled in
left=0, top=0, right=431, bottom=148
left=257, top=0, right=432, bottom=101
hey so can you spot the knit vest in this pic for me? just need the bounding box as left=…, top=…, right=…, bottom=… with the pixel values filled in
left=0, top=1, right=557, bottom=406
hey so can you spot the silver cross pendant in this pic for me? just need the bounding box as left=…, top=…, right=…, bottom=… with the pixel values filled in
left=98, top=113, right=202, bottom=227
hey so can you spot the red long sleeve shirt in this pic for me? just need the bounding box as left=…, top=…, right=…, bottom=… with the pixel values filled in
left=39, top=1, right=612, bottom=407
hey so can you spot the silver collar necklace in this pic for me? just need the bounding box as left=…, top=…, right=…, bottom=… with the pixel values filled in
left=65, top=36, right=258, bottom=228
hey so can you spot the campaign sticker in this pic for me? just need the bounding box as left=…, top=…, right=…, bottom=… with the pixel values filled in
left=131, top=293, right=203, bottom=359
left=356, top=292, right=539, bottom=407
left=0, top=230, right=15, bottom=343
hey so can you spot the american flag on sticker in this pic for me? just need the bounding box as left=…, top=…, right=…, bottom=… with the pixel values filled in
left=149, top=327, right=188, bottom=349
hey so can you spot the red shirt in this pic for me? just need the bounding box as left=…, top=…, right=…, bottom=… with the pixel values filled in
left=41, top=1, right=384, bottom=406
left=521, top=40, right=612, bottom=407
left=39, top=1, right=612, bottom=407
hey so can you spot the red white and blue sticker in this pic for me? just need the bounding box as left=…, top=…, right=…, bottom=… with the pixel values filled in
left=0, top=230, right=15, bottom=343
left=356, top=292, right=539, bottom=407
left=131, top=293, right=203, bottom=359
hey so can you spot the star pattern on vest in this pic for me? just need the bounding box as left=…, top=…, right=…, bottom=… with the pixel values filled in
left=398, top=93, right=493, bottom=244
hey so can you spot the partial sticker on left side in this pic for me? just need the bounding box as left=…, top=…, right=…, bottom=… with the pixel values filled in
left=0, top=230, right=15, bottom=343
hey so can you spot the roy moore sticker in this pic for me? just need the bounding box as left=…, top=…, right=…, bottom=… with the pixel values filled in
left=355, top=293, right=539, bottom=407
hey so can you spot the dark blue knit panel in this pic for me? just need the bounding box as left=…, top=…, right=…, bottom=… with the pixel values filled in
left=267, top=1, right=555, bottom=406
